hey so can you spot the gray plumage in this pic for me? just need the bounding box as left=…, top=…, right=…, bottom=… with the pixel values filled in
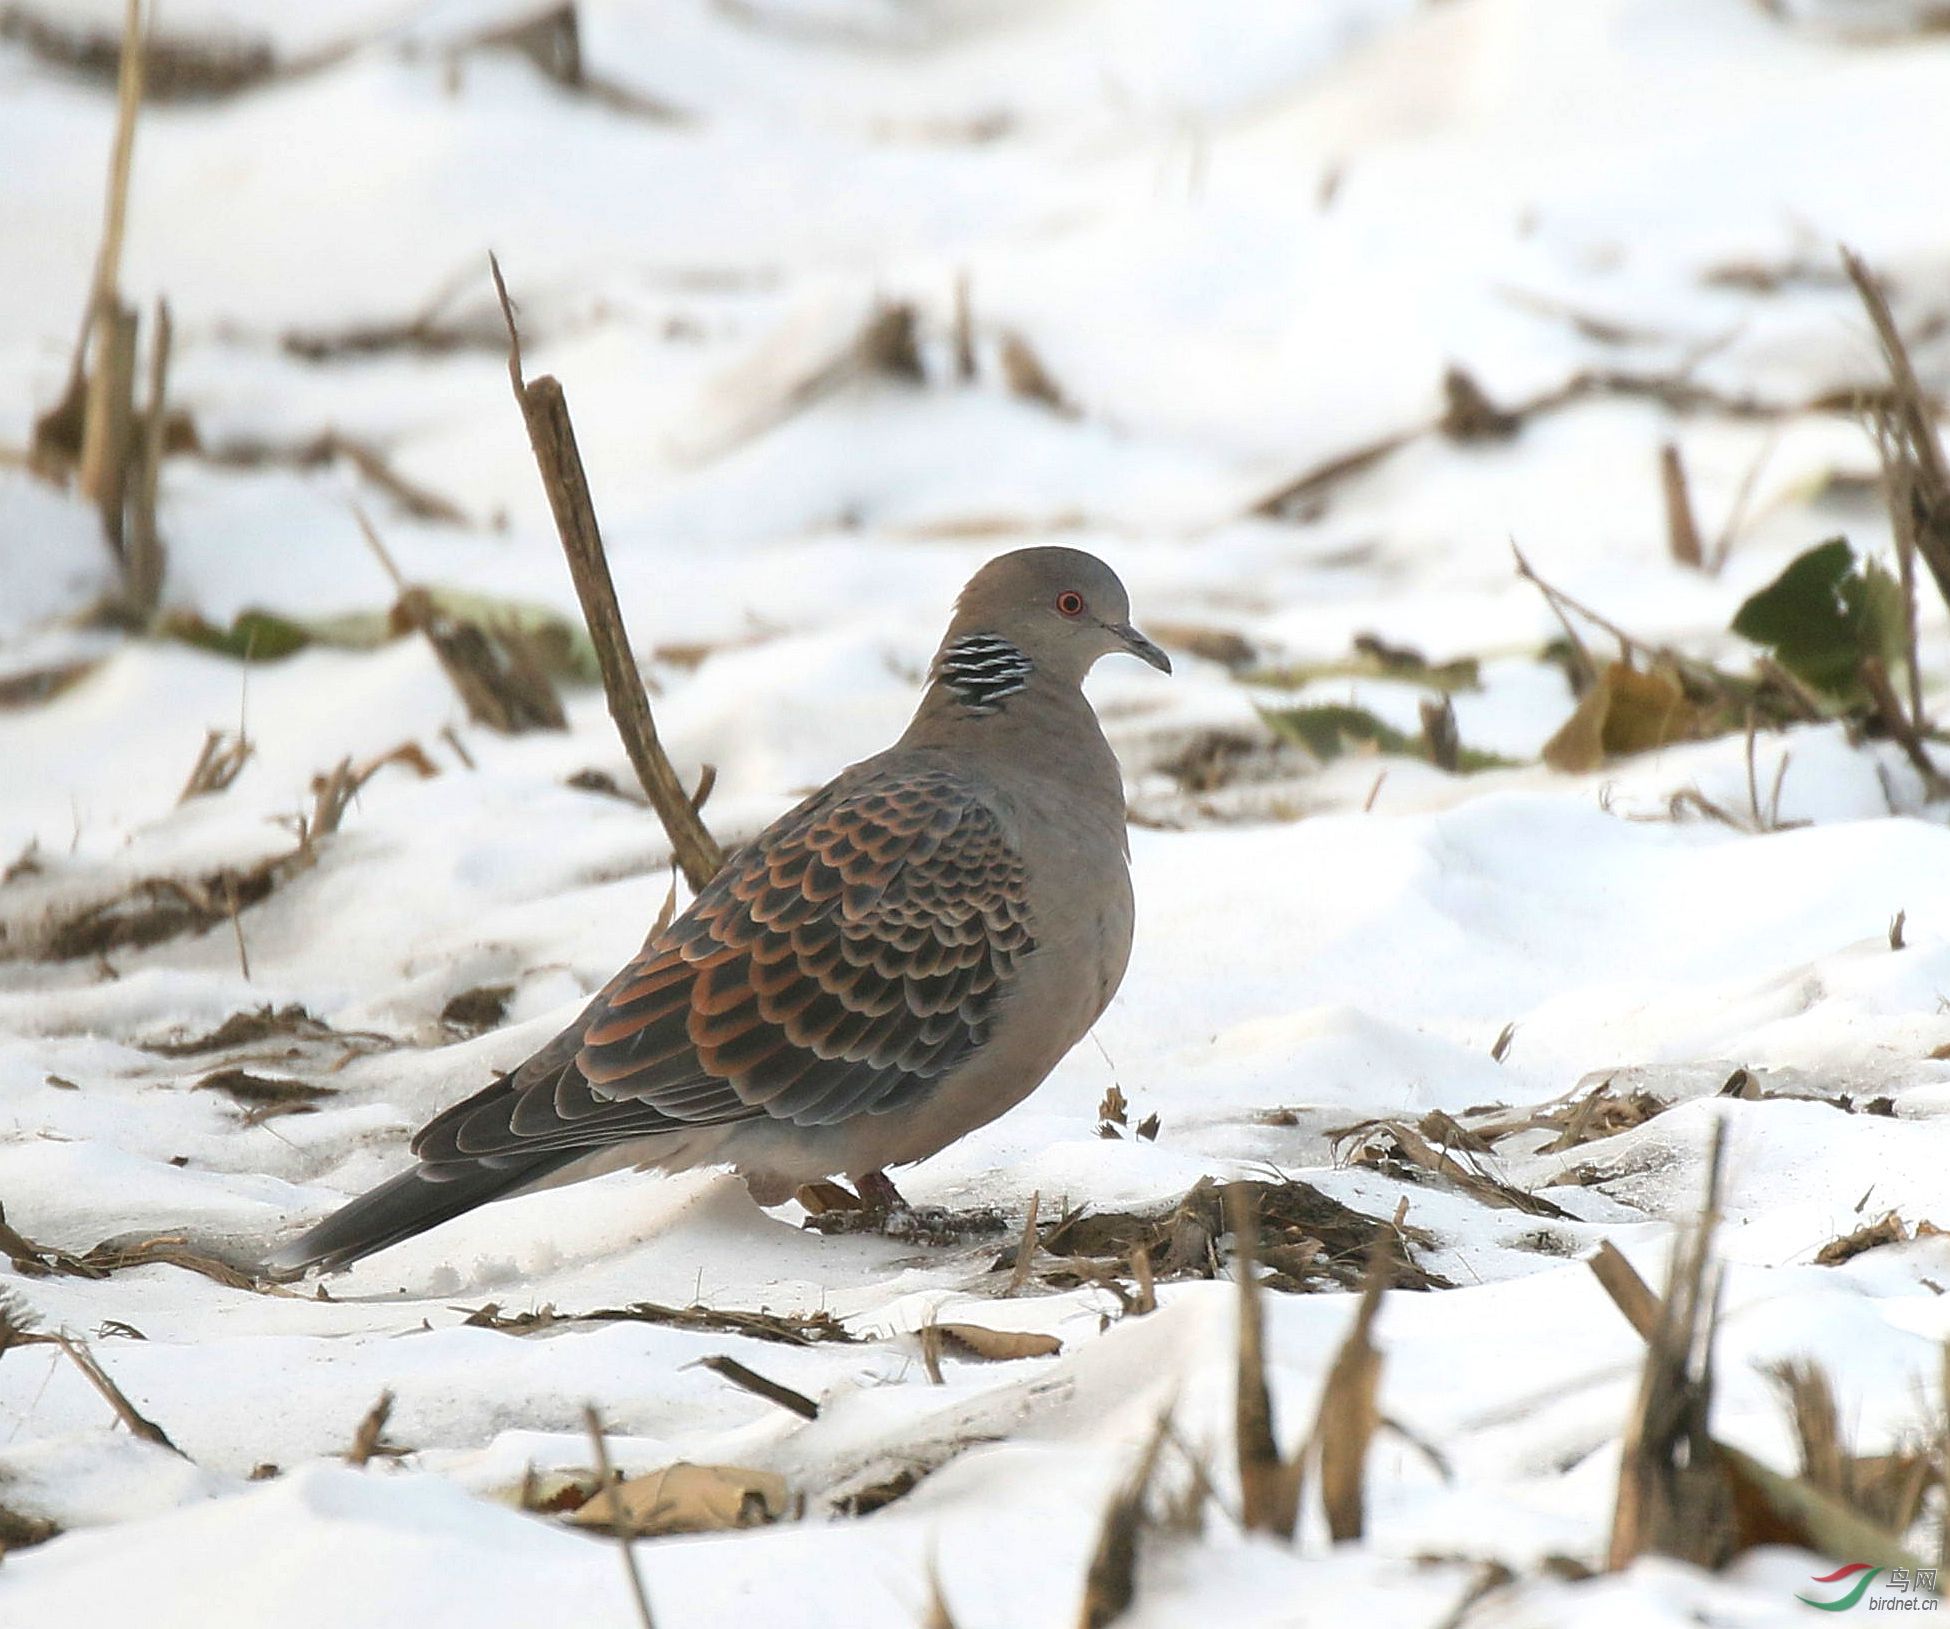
left=269, top=546, right=1169, bottom=1271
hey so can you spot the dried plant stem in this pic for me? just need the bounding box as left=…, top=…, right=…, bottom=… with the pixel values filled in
left=123, top=297, right=170, bottom=618
left=1077, top=1411, right=1172, bottom=1629
left=693, top=1354, right=819, bottom=1421
left=354, top=505, right=566, bottom=734
left=79, top=304, right=138, bottom=554
left=1710, top=426, right=1777, bottom=573
left=1005, top=1191, right=1042, bottom=1296
left=1224, top=1183, right=1301, bottom=1537
left=1842, top=248, right=1950, bottom=616
left=1511, top=543, right=1598, bottom=691
left=1861, top=655, right=1945, bottom=795
left=1940, top=1344, right=1950, bottom=1572
left=1311, top=1240, right=1389, bottom=1542
left=56, top=1333, right=184, bottom=1456
left=1660, top=443, right=1704, bottom=570
left=583, top=1405, right=657, bottom=1629
left=952, top=272, right=975, bottom=382
left=75, top=0, right=147, bottom=559
left=1588, top=1241, right=1661, bottom=1341
left=87, top=0, right=145, bottom=335
left=346, top=1390, right=394, bottom=1466
left=225, top=874, right=250, bottom=981
left=489, top=253, right=724, bottom=889
left=1605, top=1122, right=1730, bottom=1571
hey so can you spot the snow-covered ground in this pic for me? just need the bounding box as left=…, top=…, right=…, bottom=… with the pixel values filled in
left=6, top=0, right=1950, bottom=1622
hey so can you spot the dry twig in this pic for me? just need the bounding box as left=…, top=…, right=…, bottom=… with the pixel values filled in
left=693, top=1354, right=819, bottom=1421
left=583, top=1405, right=657, bottom=1629
left=489, top=253, right=723, bottom=889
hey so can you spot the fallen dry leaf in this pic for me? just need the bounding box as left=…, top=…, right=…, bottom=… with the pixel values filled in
left=1543, top=660, right=1697, bottom=772
left=931, top=1323, right=1062, bottom=1361
left=571, top=1462, right=788, bottom=1537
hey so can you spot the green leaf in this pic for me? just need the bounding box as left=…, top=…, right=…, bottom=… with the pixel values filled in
left=1261, top=702, right=1416, bottom=760
left=1258, top=703, right=1518, bottom=773
left=158, top=590, right=601, bottom=684
left=1731, top=538, right=1906, bottom=703
left=162, top=609, right=318, bottom=662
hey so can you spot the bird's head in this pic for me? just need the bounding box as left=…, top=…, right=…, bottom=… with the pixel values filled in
left=934, top=547, right=1171, bottom=701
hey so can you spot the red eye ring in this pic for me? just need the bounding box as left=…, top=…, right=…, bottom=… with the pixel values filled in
left=1056, top=590, right=1086, bottom=617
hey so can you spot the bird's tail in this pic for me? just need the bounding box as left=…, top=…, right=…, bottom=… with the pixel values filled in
left=265, top=1151, right=583, bottom=1274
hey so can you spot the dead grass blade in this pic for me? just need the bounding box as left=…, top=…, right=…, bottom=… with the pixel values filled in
left=1603, top=1239, right=1938, bottom=1571
left=0, top=1205, right=276, bottom=1295
left=70, top=0, right=145, bottom=525
left=1005, top=1191, right=1042, bottom=1295
left=490, top=253, right=724, bottom=890
left=1842, top=248, right=1950, bottom=620
left=1535, top=1082, right=1667, bottom=1154
left=1438, top=367, right=1519, bottom=441
left=693, top=1354, right=819, bottom=1421
left=123, top=295, right=170, bottom=620
left=0, top=1287, right=42, bottom=1354
left=346, top=1389, right=396, bottom=1466
left=1606, top=1125, right=1732, bottom=1570
left=1225, top=1183, right=1302, bottom=1538
left=201, top=431, right=467, bottom=525
left=1333, top=1116, right=1574, bottom=1219
left=920, top=1547, right=963, bottom=1629
left=19, top=739, right=438, bottom=963
left=1311, top=1240, right=1390, bottom=1543
left=1660, top=443, right=1705, bottom=571
left=356, top=505, right=566, bottom=734
left=402, top=588, right=567, bottom=734
left=1588, top=1241, right=1661, bottom=1341
left=1027, top=1174, right=1447, bottom=1298
left=1077, top=1412, right=1173, bottom=1629
left=56, top=1333, right=184, bottom=1456
left=1861, top=654, right=1946, bottom=795
left=997, top=332, right=1073, bottom=415
left=178, top=726, right=254, bottom=803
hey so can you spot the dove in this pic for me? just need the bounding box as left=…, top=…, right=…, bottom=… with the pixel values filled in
left=270, top=546, right=1169, bottom=1270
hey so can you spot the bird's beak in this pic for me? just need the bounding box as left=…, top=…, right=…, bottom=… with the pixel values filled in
left=1111, top=622, right=1172, bottom=674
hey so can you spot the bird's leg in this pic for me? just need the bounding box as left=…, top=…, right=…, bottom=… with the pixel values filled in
left=802, top=1170, right=1008, bottom=1243
left=855, top=1169, right=907, bottom=1212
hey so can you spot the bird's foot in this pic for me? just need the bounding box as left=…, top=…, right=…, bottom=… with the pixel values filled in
left=798, top=1171, right=1009, bottom=1245
left=855, top=1169, right=906, bottom=1211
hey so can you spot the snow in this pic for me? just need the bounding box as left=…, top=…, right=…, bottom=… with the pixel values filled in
left=5, top=0, right=1950, bottom=1622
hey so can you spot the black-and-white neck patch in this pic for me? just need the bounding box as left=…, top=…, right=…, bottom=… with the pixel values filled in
left=936, top=633, right=1033, bottom=715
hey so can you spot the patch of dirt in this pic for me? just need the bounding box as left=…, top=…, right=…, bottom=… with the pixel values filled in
left=440, top=984, right=513, bottom=1036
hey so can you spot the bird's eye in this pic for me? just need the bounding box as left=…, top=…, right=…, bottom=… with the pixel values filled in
left=1056, top=591, right=1086, bottom=617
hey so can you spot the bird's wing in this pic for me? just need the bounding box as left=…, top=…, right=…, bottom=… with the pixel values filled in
left=410, top=763, right=1034, bottom=1163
